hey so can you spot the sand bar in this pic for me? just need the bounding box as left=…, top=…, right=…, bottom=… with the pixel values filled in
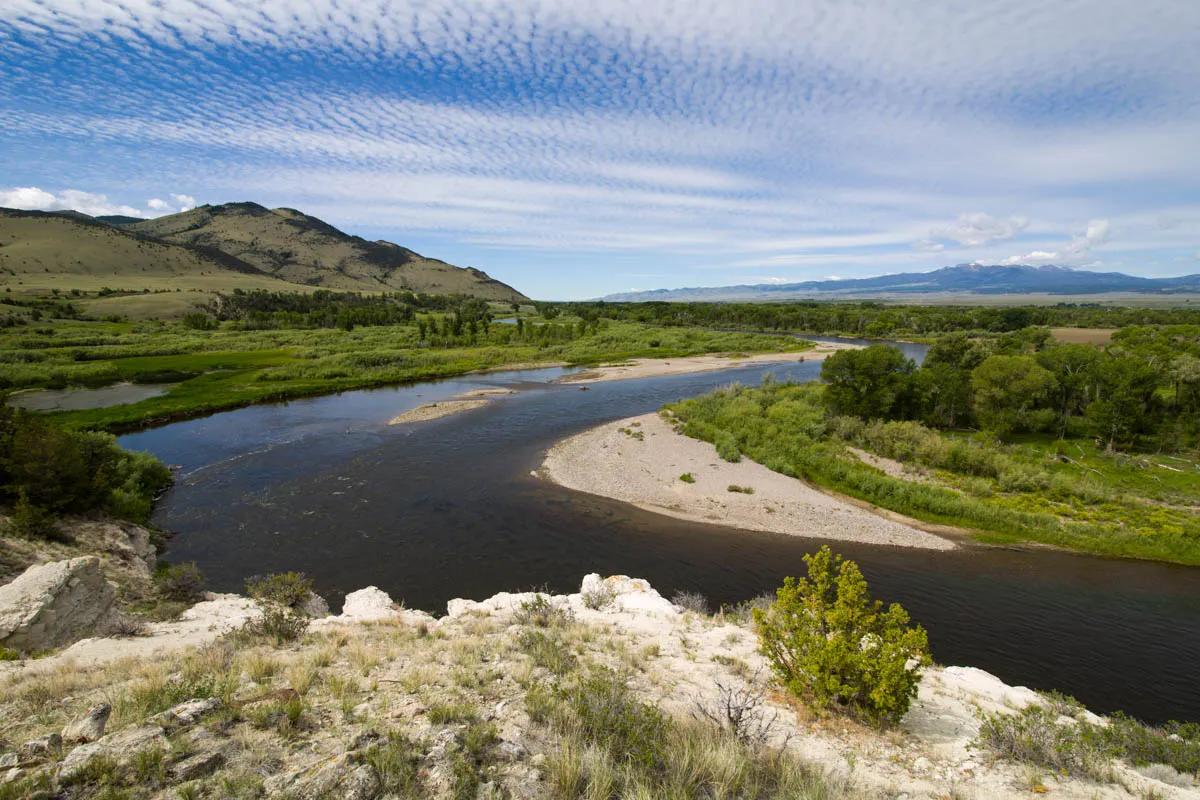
left=388, top=388, right=515, bottom=425
left=541, top=411, right=955, bottom=550
left=556, top=341, right=855, bottom=384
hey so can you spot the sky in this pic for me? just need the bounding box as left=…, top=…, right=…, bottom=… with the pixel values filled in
left=1, top=1, right=1199, bottom=299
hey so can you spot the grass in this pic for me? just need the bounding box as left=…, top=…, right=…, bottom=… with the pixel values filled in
left=667, top=381, right=1200, bottom=564
left=977, top=699, right=1200, bottom=784
left=0, top=316, right=809, bottom=431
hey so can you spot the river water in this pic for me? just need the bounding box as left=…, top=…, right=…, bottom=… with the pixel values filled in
left=119, top=340, right=1200, bottom=723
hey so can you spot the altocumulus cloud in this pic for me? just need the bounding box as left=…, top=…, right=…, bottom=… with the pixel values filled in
left=1, top=0, right=1198, bottom=295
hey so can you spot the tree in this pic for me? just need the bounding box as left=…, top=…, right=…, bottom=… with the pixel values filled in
left=753, top=546, right=930, bottom=726
left=1036, top=344, right=1102, bottom=435
left=820, top=345, right=916, bottom=420
left=970, top=355, right=1057, bottom=437
left=1086, top=354, right=1162, bottom=451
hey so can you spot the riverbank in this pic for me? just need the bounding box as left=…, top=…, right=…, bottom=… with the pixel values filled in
left=2, top=571, right=1190, bottom=799
left=541, top=412, right=956, bottom=550
left=557, top=340, right=848, bottom=383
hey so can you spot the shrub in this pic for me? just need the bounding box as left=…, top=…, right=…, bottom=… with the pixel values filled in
left=753, top=546, right=929, bottom=726
left=3, top=491, right=63, bottom=540
left=154, top=562, right=206, bottom=603
left=671, top=590, right=710, bottom=614
left=726, top=484, right=754, bottom=494
left=239, top=604, right=309, bottom=645
left=559, top=668, right=668, bottom=772
left=715, top=431, right=741, bottom=462
left=245, top=571, right=314, bottom=608
left=581, top=582, right=615, bottom=610
left=976, top=704, right=1111, bottom=780
left=678, top=472, right=696, bottom=483
left=514, top=593, right=572, bottom=628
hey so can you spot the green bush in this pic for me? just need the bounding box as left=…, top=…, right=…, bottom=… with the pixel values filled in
left=154, top=562, right=206, bottom=603
left=678, top=472, right=696, bottom=483
left=715, top=431, right=741, bottom=462
left=245, top=571, right=314, bottom=608
left=3, top=490, right=63, bottom=540
left=753, top=546, right=929, bottom=726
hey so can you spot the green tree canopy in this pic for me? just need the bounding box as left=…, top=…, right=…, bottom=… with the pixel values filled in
left=820, top=345, right=916, bottom=420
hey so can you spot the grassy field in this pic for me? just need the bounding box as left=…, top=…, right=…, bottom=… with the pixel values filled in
left=1049, top=327, right=1116, bottom=345
left=667, top=381, right=1200, bottom=565
left=0, top=316, right=810, bottom=431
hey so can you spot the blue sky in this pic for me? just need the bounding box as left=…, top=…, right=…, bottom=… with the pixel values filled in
left=1, top=1, right=1198, bottom=299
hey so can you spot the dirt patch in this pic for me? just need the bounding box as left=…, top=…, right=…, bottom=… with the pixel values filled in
left=1050, top=327, right=1116, bottom=345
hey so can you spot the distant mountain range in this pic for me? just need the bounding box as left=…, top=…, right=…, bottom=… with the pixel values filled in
left=602, top=264, right=1200, bottom=302
left=0, top=202, right=528, bottom=302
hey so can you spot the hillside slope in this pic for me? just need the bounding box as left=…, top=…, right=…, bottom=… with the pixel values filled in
left=0, top=208, right=270, bottom=282
left=130, top=203, right=528, bottom=301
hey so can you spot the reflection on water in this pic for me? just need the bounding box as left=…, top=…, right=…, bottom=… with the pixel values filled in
left=119, top=341, right=1200, bottom=723
left=9, top=381, right=170, bottom=411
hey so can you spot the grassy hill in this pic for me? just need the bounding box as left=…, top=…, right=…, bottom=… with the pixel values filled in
left=128, top=202, right=527, bottom=301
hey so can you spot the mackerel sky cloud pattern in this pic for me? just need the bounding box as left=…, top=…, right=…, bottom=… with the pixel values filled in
left=1, top=0, right=1198, bottom=297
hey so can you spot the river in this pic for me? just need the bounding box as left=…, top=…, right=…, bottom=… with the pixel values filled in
left=118, top=340, right=1200, bottom=723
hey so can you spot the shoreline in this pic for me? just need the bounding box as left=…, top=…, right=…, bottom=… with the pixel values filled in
left=556, top=341, right=853, bottom=384
left=540, top=411, right=956, bottom=550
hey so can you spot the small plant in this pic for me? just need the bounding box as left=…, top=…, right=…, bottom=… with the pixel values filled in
left=239, top=604, right=309, bottom=645
left=154, top=562, right=206, bottom=603
left=678, top=472, right=696, bottom=483
left=693, top=675, right=780, bottom=747
left=514, top=593, right=572, bottom=628
left=581, top=582, right=616, bottom=610
left=726, top=484, right=755, bottom=494
left=518, top=629, right=577, bottom=675
left=245, top=571, right=314, bottom=609
left=976, top=704, right=1110, bottom=781
left=715, top=431, right=741, bottom=462
left=754, top=546, right=930, bottom=726
left=362, top=732, right=423, bottom=795
left=0, top=647, right=20, bottom=661
left=428, top=701, right=480, bottom=724
left=671, top=590, right=710, bottom=614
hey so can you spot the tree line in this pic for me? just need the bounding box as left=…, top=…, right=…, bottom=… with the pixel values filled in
left=820, top=325, right=1200, bottom=450
left=549, top=300, right=1200, bottom=337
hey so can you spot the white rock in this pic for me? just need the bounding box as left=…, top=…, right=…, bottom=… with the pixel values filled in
left=151, top=697, right=220, bottom=728
left=0, top=557, right=119, bottom=652
left=61, top=702, right=111, bottom=743
left=579, top=574, right=678, bottom=617
left=59, top=724, right=168, bottom=780
left=341, top=587, right=400, bottom=620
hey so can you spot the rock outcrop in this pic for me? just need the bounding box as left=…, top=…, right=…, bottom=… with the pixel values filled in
left=0, top=557, right=118, bottom=653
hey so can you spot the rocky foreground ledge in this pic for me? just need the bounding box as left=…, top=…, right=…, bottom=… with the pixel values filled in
left=0, top=566, right=1194, bottom=799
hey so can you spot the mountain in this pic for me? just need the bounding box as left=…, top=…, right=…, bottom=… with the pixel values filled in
left=127, top=203, right=527, bottom=301
left=0, top=207, right=272, bottom=282
left=602, top=264, right=1200, bottom=302
left=0, top=203, right=527, bottom=302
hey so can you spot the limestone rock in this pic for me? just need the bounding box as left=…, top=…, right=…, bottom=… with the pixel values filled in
left=579, top=574, right=678, bottom=617
left=59, top=725, right=168, bottom=780
left=61, top=703, right=111, bottom=744
left=340, top=587, right=398, bottom=621
left=264, top=753, right=380, bottom=800
left=0, top=557, right=119, bottom=653
left=18, top=733, right=61, bottom=762
left=297, top=592, right=330, bottom=618
left=170, top=750, right=225, bottom=781
left=0, top=753, right=16, bottom=769
left=151, top=697, right=220, bottom=729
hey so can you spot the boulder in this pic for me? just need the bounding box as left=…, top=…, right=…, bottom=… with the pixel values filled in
left=170, top=749, right=225, bottom=781
left=59, top=724, right=168, bottom=780
left=0, top=557, right=119, bottom=653
left=18, top=733, right=61, bottom=762
left=578, top=574, right=678, bottom=617
left=151, top=697, right=220, bottom=729
left=61, top=703, right=111, bottom=744
left=264, top=753, right=381, bottom=800
left=340, top=587, right=399, bottom=621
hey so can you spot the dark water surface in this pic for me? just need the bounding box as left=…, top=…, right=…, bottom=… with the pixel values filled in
left=120, top=343, right=1200, bottom=723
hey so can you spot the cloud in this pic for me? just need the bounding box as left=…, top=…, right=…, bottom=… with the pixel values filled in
left=931, top=213, right=1029, bottom=247
left=148, top=194, right=197, bottom=213
left=1001, top=219, right=1111, bottom=265
left=0, top=186, right=146, bottom=217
